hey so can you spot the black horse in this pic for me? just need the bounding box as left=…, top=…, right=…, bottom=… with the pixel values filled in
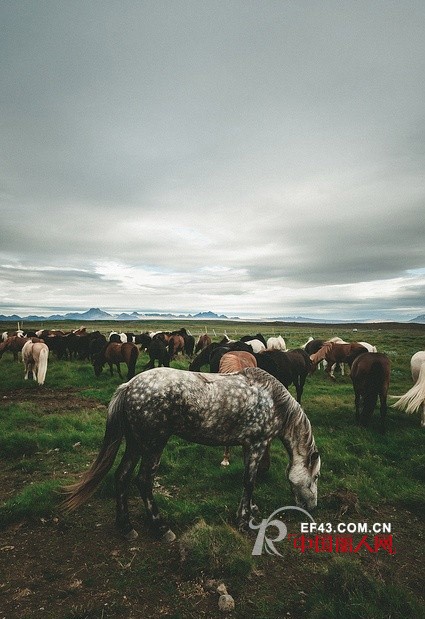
left=256, top=349, right=313, bottom=405
left=143, top=338, right=170, bottom=370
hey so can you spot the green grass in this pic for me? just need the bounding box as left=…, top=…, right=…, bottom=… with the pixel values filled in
left=305, top=556, right=424, bottom=619
left=0, top=479, right=62, bottom=527
left=179, top=519, right=254, bottom=579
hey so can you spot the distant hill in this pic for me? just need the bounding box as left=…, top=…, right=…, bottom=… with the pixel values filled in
left=274, top=315, right=349, bottom=324
left=0, top=308, right=423, bottom=324
left=193, top=311, right=231, bottom=319
left=409, top=314, right=425, bottom=324
left=0, top=308, right=234, bottom=322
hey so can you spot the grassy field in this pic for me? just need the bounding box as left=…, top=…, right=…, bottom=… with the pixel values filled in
left=0, top=320, right=424, bottom=619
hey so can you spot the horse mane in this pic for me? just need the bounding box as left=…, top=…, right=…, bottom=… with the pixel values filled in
left=243, top=367, right=316, bottom=459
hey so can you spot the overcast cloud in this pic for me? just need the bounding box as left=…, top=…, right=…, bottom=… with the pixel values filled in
left=1, top=1, right=424, bottom=320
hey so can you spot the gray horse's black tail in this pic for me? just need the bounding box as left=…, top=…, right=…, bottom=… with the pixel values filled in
left=127, top=346, right=139, bottom=379
left=60, top=382, right=128, bottom=511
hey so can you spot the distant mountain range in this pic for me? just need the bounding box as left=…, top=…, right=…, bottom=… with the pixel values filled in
left=0, top=307, right=424, bottom=324
left=0, top=308, right=238, bottom=322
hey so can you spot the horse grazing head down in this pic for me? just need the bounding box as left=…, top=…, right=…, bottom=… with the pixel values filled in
left=61, top=366, right=320, bottom=540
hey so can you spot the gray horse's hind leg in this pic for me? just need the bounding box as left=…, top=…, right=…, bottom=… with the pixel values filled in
left=135, top=440, right=175, bottom=542
left=237, top=443, right=269, bottom=531
left=114, top=445, right=141, bottom=540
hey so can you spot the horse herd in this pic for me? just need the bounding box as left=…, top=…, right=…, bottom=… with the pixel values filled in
left=1, top=327, right=424, bottom=431
left=2, top=325, right=424, bottom=542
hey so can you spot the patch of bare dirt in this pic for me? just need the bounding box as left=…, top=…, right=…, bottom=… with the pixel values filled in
left=0, top=498, right=423, bottom=619
left=0, top=387, right=106, bottom=413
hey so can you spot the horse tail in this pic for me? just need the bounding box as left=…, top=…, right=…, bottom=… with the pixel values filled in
left=392, top=362, right=425, bottom=414
left=168, top=338, right=174, bottom=360
left=360, top=361, right=383, bottom=422
left=60, top=382, right=127, bottom=511
left=127, top=345, right=139, bottom=379
left=37, top=345, right=49, bottom=385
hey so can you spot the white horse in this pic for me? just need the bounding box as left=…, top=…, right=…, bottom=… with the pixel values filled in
left=245, top=338, right=266, bottom=353
left=392, top=351, right=425, bottom=427
left=358, top=341, right=377, bottom=353
left=22, top=340, right=49, bottom=386
left=267, top=336, right=287, bottom=351
left=109, top=331, right=128, bottom=343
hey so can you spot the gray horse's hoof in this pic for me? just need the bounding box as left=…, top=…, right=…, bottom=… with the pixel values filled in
left=161, top=529, right=176, bottom=543
left=123, top=528, right=138, bottom=541
left=250, top=504, right=260, bottom=517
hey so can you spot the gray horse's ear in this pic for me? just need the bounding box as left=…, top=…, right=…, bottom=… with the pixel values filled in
left=309, top=451, right=320, bottom=466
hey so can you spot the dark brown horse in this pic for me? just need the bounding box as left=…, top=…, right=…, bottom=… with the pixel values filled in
left=0, top=336, right=43, bottom=362
left=93, top=342, right=139, bottom=380
left=194, top=333, right=212, bottom=354
left=256, top=349, right=313, bottom=404
left=310, top=342, right=368, bottom=380
left=350, top=352, right=391, bottom=432
left=168, top=334, right=185, bottom=360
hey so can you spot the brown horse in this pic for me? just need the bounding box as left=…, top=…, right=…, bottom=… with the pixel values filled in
left=310, top=342, right=368, bottom=380
left=93, top=343, right=139, bottom=380
left=0, top=336, right=43, bottom=362
left=194, top=333, right=212, bottom=354
left=350, top=352, right=391, bottom=432
left=168, top=334, right=185, bottom=360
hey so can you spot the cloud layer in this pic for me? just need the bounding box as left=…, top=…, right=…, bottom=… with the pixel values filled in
left=1, top=2, right=424, bottom=320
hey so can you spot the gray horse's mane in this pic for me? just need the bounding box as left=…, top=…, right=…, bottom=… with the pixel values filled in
left=243, top=367, right=317, bottom=459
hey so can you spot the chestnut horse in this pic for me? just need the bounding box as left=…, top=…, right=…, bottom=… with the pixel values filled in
left=93, top=342, right=139, bottom=380
left=350, top=352, right=391, bottom=432
left=310, top=342, right=368, bottom=380
left=168, top=334, right=185, bottom=360
left=194, top=334, right=212, bottom=354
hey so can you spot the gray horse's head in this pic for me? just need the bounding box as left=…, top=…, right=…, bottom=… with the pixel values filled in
left=287, top=451, right=321, bottom=511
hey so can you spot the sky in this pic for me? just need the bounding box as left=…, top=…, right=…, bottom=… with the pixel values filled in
left=1, top=1, right=424, bottom=321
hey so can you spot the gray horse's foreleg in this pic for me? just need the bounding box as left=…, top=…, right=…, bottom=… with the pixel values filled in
left=237, top=443, right=268, bottom=530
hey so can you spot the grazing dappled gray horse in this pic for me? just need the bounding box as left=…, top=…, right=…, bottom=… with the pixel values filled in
left=61, top=367, right=320, bottom=542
